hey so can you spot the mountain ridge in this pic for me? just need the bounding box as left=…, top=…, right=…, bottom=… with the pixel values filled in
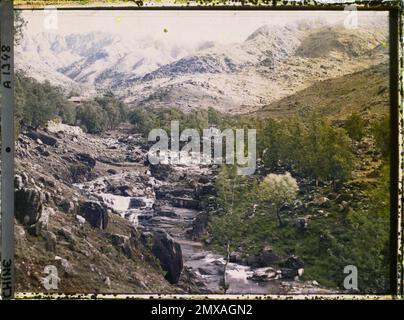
left=16, top=23, right=388, bottom=114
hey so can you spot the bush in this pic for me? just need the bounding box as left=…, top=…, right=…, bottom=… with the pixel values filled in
left=344, top=112, right=365, bottom=142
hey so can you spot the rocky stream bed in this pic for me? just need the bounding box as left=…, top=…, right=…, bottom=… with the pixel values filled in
left=14, top=122, right=336, bottom=294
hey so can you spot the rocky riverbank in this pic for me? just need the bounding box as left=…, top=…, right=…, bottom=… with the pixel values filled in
left=13, top=121, right=334, bottom=294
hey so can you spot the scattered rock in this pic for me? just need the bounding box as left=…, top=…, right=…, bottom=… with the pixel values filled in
left=36, top=145, right=50, bottom=157
left=58, top=227, right=76, bottom=244
left=248, top=267, right=277, bottom=282
left=15, top=188, right=44, bottom=226
left=75, top=215, right=86, bottom=225
left=151, top=230, right=183, bottom=284
left=45, top=231, right=57, bottom=252
left=315, top=196, right=331, bottom=208
left=15, top=225, right=26, bottom=245
left=336, top=193, right=353, bottom=203
left=59, top=200, right=75, bottom=214
left=79, top=201, right=109, bottom=229
left=327, top=192, right=338, bottom=200
left=25, top=129, right=58, bottom=146
left=284, top=255, right=304, bottom=271
left=76, top=153, right=96, bottom=168
left=244, top=246, right=280, bottom=268
left=54, top=256, right=74, bottom=275
left=107, top=169, right=118, bottom=175
left=104, top=276, right=111, bottom=288
left=338, top=201, right=350, bottom=212
left=295, top=217, right=308, bottom=231
left=129, top=198, right=147, bottom=208
left=14, top=175, right=24, bottom=190
left=111, top=233, right=129, bottom=247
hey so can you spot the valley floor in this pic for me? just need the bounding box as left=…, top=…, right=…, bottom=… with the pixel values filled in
left=13, top=122, right=336, bottom=295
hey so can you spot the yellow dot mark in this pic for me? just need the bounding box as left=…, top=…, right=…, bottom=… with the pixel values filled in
left=381, top=40, right=388, bottom=48
left=115, top=16, right=122, bottom=23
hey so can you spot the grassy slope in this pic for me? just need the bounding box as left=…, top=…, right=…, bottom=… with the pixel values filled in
left=207, top=64, right=391, bottom=292
left=253, top=62, right=389, bottom=121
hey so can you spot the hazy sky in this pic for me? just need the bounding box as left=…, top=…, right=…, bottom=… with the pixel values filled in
left=21, top=10, right=387, bottom=45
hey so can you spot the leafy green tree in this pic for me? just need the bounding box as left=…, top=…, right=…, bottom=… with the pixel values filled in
left=258, top=172, right=299, bottom=226
left=302, top=118, right=353, bottom=185
left=75, top=101, right=107, bottom=134
left=336, top=164, right=390, bottom=292
left=371, top=116, right=390, bottom=158
left=344, top=112, right=365, bottom=143
left=14, top=75, right=76, bottom=131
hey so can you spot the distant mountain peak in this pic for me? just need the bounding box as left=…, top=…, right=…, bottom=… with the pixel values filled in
left=16, top=22, right=388, bottom=114
left=246, top=24, right=298, bottom=42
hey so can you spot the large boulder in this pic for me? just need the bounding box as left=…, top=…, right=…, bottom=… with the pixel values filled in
left=151, top=230, right=183, bottom=284
left=244, top=246, right=280, bottom=268
left=248, top=267, right=277, bottom=282
left=281, top=268, right=297, bottom=279
left=76, top=153, right=96, bottom=168
left=281, top=255, right=305, bottom=279
left=284, top=255, right=304, bottom=270
left=129, top=198, right=147, bottom=208
left=191, top=212, right=209, bottom=239
left=15, top=188, right=44, bottom=226
left=79, top=201, right=108, bottom=229
left=25, top=129, right=58, bottom=146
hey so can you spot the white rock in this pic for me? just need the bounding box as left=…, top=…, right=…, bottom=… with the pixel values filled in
left=76, top=215, right=86, bottom=225
left=298, top=268, right=304, bottom=276
left=104, top=276, right=111, bottom=288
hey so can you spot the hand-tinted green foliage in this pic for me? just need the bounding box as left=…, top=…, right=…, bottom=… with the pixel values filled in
left=128, top=107, right=237, bottom=136
left=210, top=162, right=390, bottom=293
left=340, top=164, right=390, bottom=291
left=15, top=73, right=77, bottom=133
left=75, top=93, right=128, bottom=133
left=371, top=115, right=390, bottom=159
left=131, top=108, right=354, bottom=184
left=14, top=73, right=129, bottom=134
left=344, top=112, right=366, bottom=142
left=256, top=115, right=354, bottom=183
left=259, top=172, right=299, bottom=226
left=207, top=111, right=389, bottom=293
left=211, top=165, right=259, bottom=251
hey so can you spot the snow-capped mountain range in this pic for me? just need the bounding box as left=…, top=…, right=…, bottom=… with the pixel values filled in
left=16, top=22, right=388, bottom=113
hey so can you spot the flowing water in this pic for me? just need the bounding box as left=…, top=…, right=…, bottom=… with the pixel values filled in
left=76, top=156, right=286, bottom=294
